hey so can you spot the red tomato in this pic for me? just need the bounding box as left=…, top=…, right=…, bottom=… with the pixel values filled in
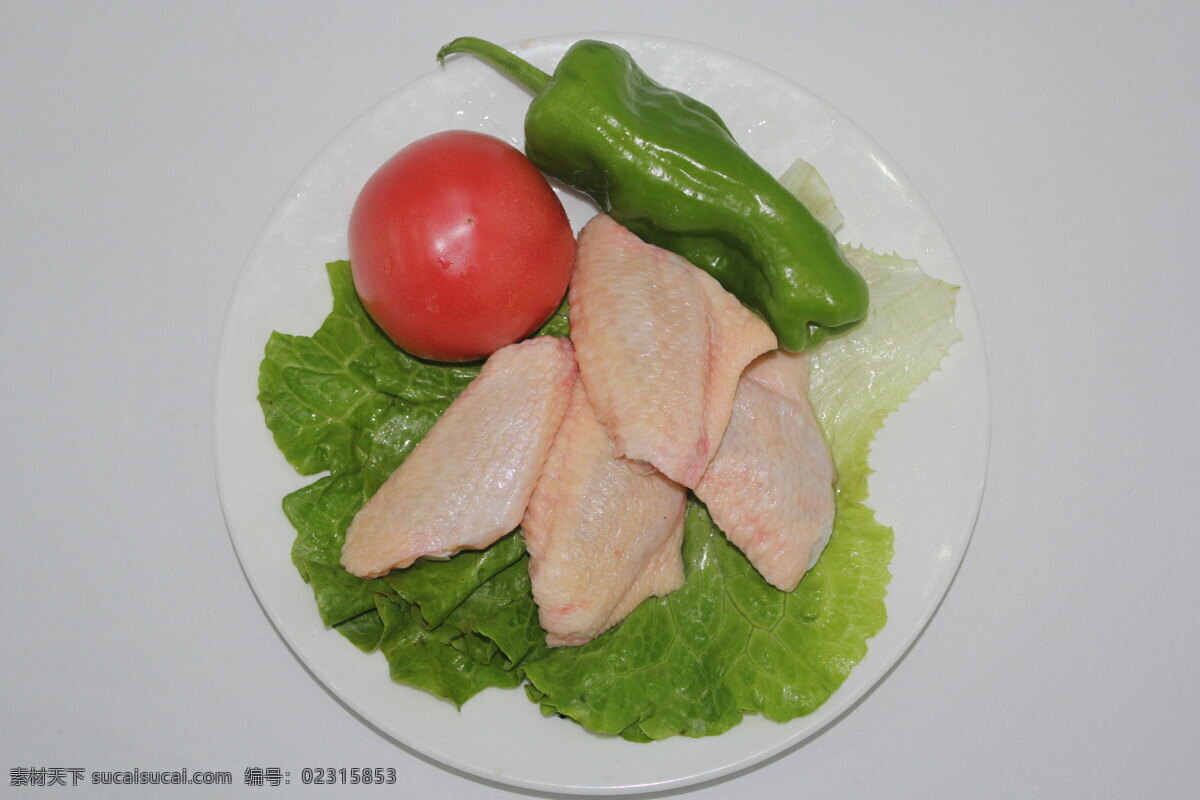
left=347, top=130, right=575, bottom=363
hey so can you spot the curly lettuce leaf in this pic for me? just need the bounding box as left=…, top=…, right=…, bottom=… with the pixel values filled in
left=257, top=199, right=960, bottom=733
left=375, top=594, right=524, bottom=707
left=258, top=263, right=506, bottom=701
left=334, top=608, right=387, bottom=652
left=257, top=262, right=476, bottom=480
left=809, top=246, right=963, bottom=499
left=517, top=243, right=959, bottom=739
left=521, top=467, right=893, bottom=740
left=384, top=531, right=526, bottom=628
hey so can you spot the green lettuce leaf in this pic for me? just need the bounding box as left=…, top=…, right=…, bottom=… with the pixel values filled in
left=257, top=262, right=568, bottom=705
left=809, top=246, right=963, bottom=499
left=257, top=262, right=477, bottom=480
left=258, top=262, right=510, bottom=702
left=335, top=608, right=387, bottom=652
left=383, top=531, right=526, bottom=628
left=375, top=593, right=524, bottom=707
left=257, top=192, right=960, bottom=734
left=520, top=458, right=893, bottom=740
left=516, top=244, right=959, bottom=739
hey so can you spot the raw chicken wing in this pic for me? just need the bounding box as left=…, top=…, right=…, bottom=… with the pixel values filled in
left=523, top=379, right=688, bottom=647
left=568, top=215, right=777, bottom=488
left=694, top=350, right=836, bottom=591
left=340, top=337, right=576, bottom=578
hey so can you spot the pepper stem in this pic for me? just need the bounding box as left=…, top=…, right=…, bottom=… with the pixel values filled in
left=436, top=37, right=551, bottom=94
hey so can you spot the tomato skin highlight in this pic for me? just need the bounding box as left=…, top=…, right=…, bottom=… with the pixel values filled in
left=348, top=130, right=575, bottom=362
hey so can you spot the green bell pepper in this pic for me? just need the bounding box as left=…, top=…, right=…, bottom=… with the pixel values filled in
left=436, top=36, right=869, bottom=350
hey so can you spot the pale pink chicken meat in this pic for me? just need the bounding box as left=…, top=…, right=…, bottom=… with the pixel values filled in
left=340, top=337, right=576, bottom=579
left=568, top=214, right=777, bottom=488
left=694, top=350, right=836, bottom=591
left=522, top=379, right=688, bottom=647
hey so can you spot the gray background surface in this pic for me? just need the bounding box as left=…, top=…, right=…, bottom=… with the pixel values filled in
left=3, top=1, right=1197, bottom=797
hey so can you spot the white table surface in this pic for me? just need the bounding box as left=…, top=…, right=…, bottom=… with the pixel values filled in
left=3, top=2, right=1197, bottom=798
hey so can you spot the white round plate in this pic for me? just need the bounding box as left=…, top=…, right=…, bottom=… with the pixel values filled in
left=214, top=33, right=989, bottom=795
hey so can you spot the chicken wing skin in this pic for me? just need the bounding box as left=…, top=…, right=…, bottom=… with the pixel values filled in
left=341, top=337, right=577, bottom=579
left=694, top=350, right=836, bottom=591
left=523, top=379, right=687, bottom=647
left=568, top=214, right=777, bottom=488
